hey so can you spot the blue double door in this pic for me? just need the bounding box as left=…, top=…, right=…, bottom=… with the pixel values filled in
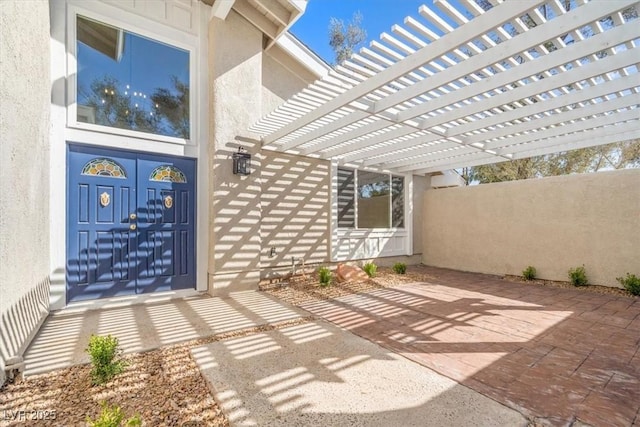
left=67, top=144, right=196, bottom=302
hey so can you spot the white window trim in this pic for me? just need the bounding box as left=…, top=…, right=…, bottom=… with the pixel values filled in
left=330, top=163, right=413, bottom=261
left=49, top=0, right=210, bottom=310
left=66, top=2, right=198, bottom=146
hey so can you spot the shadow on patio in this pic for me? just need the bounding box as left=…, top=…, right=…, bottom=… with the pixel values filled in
left=23, top=291, right=305, bottom=375
left=192, top=318, right=526, bottom=426
left=292, top=266, right=640, bottom=426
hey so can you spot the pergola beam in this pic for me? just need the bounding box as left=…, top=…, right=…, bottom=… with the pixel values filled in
left=404, top=115, right=637, bottom=172
left=252, top=0, right=640, bottom=175
left=413, top=126, right=640, bottom=175
left=261, top=0, right=546, bottom=144
left=391, top=98, right=639, bottom=171
left=278, top=1, right=637, bottom=156
left=353, top=46, right=640, bottom=165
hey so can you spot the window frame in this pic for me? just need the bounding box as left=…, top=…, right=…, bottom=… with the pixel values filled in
left=66, top=4, right=197, bottom=146
left=337, top=167, right=407, bottom=231
left=330, top=163, right=413, bottom=261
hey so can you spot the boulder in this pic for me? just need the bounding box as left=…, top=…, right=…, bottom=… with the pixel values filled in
left=336, top=263, right=369, bottom=283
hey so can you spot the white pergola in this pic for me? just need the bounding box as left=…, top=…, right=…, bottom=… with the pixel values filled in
left=251, top=0, right=640, bottom=175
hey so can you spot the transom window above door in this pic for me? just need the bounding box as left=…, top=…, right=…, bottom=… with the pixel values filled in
left=75, top=15, right=190, bottom=140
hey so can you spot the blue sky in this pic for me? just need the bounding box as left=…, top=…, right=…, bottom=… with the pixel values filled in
left=291, top=0, right=434, bottom=64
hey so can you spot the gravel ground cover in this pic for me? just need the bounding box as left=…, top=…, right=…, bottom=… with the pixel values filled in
left=260, top=267, right=431, bottom=306
left=0, top=318, right=312, bottom=427
left=502, top=274, right=632, bottom=297
left=263, top=265, right=635, bottom=308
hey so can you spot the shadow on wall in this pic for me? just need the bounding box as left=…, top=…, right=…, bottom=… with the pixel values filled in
left=210, top=145, right=331, bottom=286
left=210, top=140, right=263, bottom=291
left=259, top=152, right=330, bottom=278
left=65, top=200, right=194, bottom=303
left=0, top=277, right=49, bottom=378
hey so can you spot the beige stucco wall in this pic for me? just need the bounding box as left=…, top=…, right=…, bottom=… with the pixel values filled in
left=0, top=0, right=51, bottom=384
left=260, top=47, right=331, bottom=276
left=208, top=12, right=429, bottom=291
left=422, top=169, right=640, bottom=286
left=208, top=11, right=331, bottom=292
left=260, top=152, right=330, bottom=276
left=261, top=52, right=309, bottom=115
left=412, top=174, right=429, bottom=254
left=208, top=10, right=264, bottom=293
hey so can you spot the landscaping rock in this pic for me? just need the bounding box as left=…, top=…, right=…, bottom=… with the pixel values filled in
left=336, top=263, right=369, bottom=283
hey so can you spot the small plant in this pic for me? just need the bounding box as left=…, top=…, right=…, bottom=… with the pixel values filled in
left=363, top=262, right=377, bottom=278
left=568, top=266, right=588, bottom=287
left=392, top=262, right=407, bottom=275
left=86, top=402, right=141, bottom=427
left=617, top=273, right=640, bottom=296
left=86, top=334, right=126, bottom=385
left=318, top=266, right=332, bottom=286
left=522, top=266, right=536, bottom=281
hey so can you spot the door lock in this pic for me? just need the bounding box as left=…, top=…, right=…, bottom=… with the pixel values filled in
left=129, top=224, right=137, bottom=231
left=130, top=213, right=137, bottom=220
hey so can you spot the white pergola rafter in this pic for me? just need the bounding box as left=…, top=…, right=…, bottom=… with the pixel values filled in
left=251, top=0, right=640, bottom=174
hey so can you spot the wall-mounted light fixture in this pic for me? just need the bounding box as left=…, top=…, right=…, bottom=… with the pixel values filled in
left=232, top=147, right=251, bottom=175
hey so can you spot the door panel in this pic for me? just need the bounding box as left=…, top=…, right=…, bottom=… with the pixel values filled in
left=67, top=145, right=137, bottom=301
left=67, top=145, right=196, bottom=303
left=136, top=155, right=196, bottom=293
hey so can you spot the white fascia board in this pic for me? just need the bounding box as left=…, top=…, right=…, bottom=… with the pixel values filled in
left=210, top=0, right=235, bottom=20
left=285, top=0, right=307, bottom=30
left=265, top=0, right=308, bottom=49
left=274, top=32, right=330, bottom=79
left=289, top=0, right=307, bottom=14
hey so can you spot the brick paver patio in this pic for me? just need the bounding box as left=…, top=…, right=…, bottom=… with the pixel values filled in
left=300, top=267, right=640, bottom=426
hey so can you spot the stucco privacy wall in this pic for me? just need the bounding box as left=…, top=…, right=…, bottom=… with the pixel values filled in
left=0, top=0, right=51, bottom=384
left=422, top=169, right=640, bottom=286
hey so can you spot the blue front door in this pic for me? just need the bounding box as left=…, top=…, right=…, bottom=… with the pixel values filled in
left=67, top=144, right=196, bottom=302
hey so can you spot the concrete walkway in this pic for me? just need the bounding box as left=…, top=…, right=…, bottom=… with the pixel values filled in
left=192, top=319, right=526, bottom=426
left=299, top=267, right=640, bottom=427
left=24, top=291, right=305, bottom=375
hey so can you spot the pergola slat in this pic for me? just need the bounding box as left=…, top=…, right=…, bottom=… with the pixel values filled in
left=415, top=125, right=640, bottom=174
left=261, top=0, right=546, bottom=144
left=344, top=46, right=640, bottom=164
left=365, top=77, right=637, bottom=167
left=251, top=0, right=640, bottom=174
left=396, top=109, right=639, bottom=172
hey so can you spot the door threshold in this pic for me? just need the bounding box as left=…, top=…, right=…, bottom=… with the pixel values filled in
left=58, top=289, right=206, bottom=315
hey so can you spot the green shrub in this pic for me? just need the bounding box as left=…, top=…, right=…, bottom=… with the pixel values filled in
left=86, top=335, right=126, bottom=385
left=617, top=273, right=640, bottom=296
left=568, top=266, right=588, bottom=287
left=318, top=266, right=332, bottom=286
left=392, top=262, right=407, bottom=275
left=86, top=402, right=141, bottom=427
left=363, top=262, right=377, bottom=278
left=522, top=266, right=536, bottom=281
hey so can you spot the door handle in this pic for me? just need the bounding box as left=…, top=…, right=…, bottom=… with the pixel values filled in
left=129, top=224, right=137, bottom=231
left=130, top=213, right=137, bottom=220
